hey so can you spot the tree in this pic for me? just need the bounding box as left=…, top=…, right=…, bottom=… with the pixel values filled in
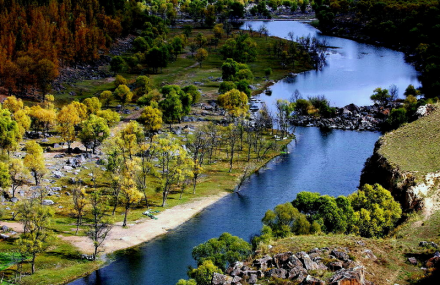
left=404, top=84, right=420, bottom=98
left=57, top=104, right=82, bottom=152
left=97, top=109, right=121, bottom=127
left=195, top=48, right=208, bottom=67
left=79, top=115, right=110, bottom=154
left=28, top=105, right=56, bottom=136
left=0, top=162, right=11, bottom=197
left=23, top=141, right=46, bottom=186
left=83, top=97, right=102, bottom=115
left=72, top=188, right=87, bottom=235
left=120, top=160, right=143, bottom=227
left=115, top=121, right=144, bottom=161
left=192, top=232, right=251, bottom=271
left=221, top=58, right=239, bottom=81
left=139, top=106, right=163, bottom=139
left=188, top=260, right=222, bottom=285
left=2, top=96, right=23, bottom=113
left=110, top=56, right=126, bottom=74
left=16, top=199, right=54, bottom=274
left=264, top=67, right=273, bottom=79
left=217, top=89, right=249, bottom=118
left=370, top=87, right=391, bottom=105
left=87, top=189, right=113, bottom=260
left=152, top=137, right=194, bottom=206
left=35, top=59, right=58, bottom=97
left=262, top=202, right=306, bottom=237
left=8, top=158, right=29, bottom=198
left=182, top=85, right=201, bottom=104
left=159, top=90, right=184, bottom=124
left=113, top=84, right=133, bottom=110
left=134, top=75, right=151, bottom=97
left=213, top=24, right=224, bottom=39
left=99, top=91, right=113, bottom=108
left=0, top=106, right=20, bottom=154
left=348, top=184, right=402, bottom=238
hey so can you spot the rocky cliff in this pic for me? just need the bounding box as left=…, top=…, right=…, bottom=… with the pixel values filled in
left=360, top=104, right=440, bottom=212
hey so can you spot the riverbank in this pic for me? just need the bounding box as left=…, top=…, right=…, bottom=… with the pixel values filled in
left=61, top=192, right=230, bottom=256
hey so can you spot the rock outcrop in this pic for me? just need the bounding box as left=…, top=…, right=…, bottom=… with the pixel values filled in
left=211, top=247, right=373, bottom=285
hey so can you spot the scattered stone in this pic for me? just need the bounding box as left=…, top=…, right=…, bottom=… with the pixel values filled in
left=0, top=234, right=10, bottom=240
left=297, top=252, right=319, bottom=271
left=54, top=154, right=65, bottom=158
left=329, top=266, right=366, bottom=285
left=329, top=261, right=344, bottom=271
left=53, top=171, right=64, bottom=178
left=11, top=197, right=19, bottom=203
left=42, top=199, right=55, bottom=206
left=212, top=273, right=227, bottom=285
left=1, top=225, right=9, bottom=232
left=407, top=257, right=417, bottom=266
left=331, top=249, right=350, bottom=261
left=253, top=255, right=273, bottom=271
left=302, top=275, right=325, bottom=285
left=363, top=249, right=377, bottom=260
left=265, top=268, right=287, bottom=279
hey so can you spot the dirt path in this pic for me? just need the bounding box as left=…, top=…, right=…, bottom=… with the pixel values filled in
left=60, top=192, right=229, bottom=255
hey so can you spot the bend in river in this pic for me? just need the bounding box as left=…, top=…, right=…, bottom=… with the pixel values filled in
left=71, top=20, right=420, bottom=285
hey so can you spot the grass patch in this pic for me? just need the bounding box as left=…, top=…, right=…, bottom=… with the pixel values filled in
left=379, top=103, right=440, bottom=180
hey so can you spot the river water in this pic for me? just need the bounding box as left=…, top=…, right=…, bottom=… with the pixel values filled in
left=71, top=21, right=420, bottom=285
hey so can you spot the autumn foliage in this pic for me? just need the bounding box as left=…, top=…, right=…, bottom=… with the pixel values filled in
left=0, top=0, right=122, bottom=96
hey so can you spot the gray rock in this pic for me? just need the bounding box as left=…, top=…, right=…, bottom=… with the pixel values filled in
left=297, top=252, right=319, bottom=271
left=329, top=266, right=366, bottom=285
left=288, top=266, right=307, bottom=280
left=253, top=255, right=273, bottom=271
left=331, top=249, right=350, bottom=261
left=274, top=252, right=293, bottom=268
left=363, top=249, right=377, bottom=260
left=288, top=254, right=304, bottom=269
left=1, top=225, right=8, bottom=231
left=265, top=268, right=287, bottom=279
left=11, top=197, right=19, bottom=203
left=212, top=272, right=227, bottom=285
left=52, top=187, right=62, bottom=192
left=248, top=274, right=258, bottom=284
left=329, top=261, right=344, bottom=271
left=53, top=171, right=64, bottom=178
left=231, top=276, right=242, bottom=285
left=301, top=275, right=325, bottom=285
left=42, top=199, right=54, bottom=205
left=407, top=257, right=417, bottom=266
left=54, top=154, right=65, bottom=158
left=64, top=165, right=73, bottom=171
left=0, top=234, right=10, bottom=240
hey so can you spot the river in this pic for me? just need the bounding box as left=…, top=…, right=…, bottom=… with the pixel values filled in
left=71, top=20, right=420, bottom=285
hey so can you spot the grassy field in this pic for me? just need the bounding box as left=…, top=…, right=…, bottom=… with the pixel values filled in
left=378, top=104, right=440, bottom=180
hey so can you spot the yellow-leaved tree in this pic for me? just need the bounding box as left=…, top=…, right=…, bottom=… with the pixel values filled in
left=57, top=103, right=82, bottom=153
left=139, top=105, right=163, bottom=140
left=217, top=88, right=248, bottom=118
left=23, top=141, right=46, bottom=186
left=120, top=160, right=143, bottom=227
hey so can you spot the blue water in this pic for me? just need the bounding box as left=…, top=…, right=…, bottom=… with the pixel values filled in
left=70, top=20, right=421, bottom=285
left=244, top=21, right=421, bottom=107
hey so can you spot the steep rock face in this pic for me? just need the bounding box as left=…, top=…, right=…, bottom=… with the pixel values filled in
left=360, top=139, right=422, bottom=211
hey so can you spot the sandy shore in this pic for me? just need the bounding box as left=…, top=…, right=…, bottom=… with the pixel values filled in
left=61, top=191, right=230, bottom=255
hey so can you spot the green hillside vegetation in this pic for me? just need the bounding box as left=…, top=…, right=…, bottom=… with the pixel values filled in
left=379, top=104, right=440, bottom=180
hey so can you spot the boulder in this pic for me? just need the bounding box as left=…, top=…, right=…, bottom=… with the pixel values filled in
left=248, top=274, right=258, bottom=284
left=297, top=252, right=319, bottom=271
left=52, top=187, right=62, bottom=192
left=212, top=273, right=227, bottom=285
left=407, top=257, right=417, bottom=266
left=42, top=199, right=55, bottom=205
left=54, top=154, right=65, bottom=158
left=253, top=255, right=273, bottom=270
left=363, top=249, right=377, bottom=260
left=1, top=225, right=8, bottom=231
left=331, top=249, right=350, bottom=261
left=329, top=261, right=344, bottom=271
left=11, top=197, right=19, bottom=203
left=288, top=254, right=304, bottom=269
left=53, top=171, right=64, bottom=178
left=425, top=254, right=440, bottom=268
left=265, top=268, right=287, bottom=279
left=288, top=266, right=307, bottom=280
left=301, top=275, right=325, bottom=285
left=274, top=252, right=293, bottom=268
left=231, top=276, right=242, bottom=285
left=329, top=266, right=366, bottom=285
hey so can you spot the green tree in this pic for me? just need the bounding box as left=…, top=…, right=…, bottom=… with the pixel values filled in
left=192, top=232, right=251, bottom=271
left=370, top=87, right=391, bottom=105
left=110, top=56, right=126, bottom=74
left=87, top=189, right=113, bottom=260
left=262, top=202, right=306, bottom=237
left=218, top=81, right=236, bottom=94
left=99, top=91, right=113, bottom=108
left=114, top=75, right=127, bottom=88
left=72, top=188, right=87, bottom=235
left=189, top=260, right=222, bottom=285
left=9, top=158, right=30, bottom=198
left=404, top=84, right=420, bottom=97
left=221, top=58, right=239, bottom=81
left=264, top=67, right=273, bottom=79
left=83, top=97, right=102, bottom=115
left=79, top=115, right=110, bottom=154
left=182, top=85, right=201, bottom=104
left=0, top=162, right=11, bottom=196
left=0, top=106, right=20, bottom=154
left=23, top=141, right=46, bottom=186
left=16, top=200, right=54, bottom=274
left=348, top=184, right=402, bottom=238
left=159, top=90, right=184, bottom=124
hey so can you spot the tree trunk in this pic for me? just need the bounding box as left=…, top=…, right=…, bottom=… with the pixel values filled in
left=123, top=204, right=129, bottom=227
left=31, top=253, right=36, bottom=274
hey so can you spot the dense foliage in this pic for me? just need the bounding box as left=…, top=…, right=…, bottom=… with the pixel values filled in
left=253, top=183, right=402, bottom=248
